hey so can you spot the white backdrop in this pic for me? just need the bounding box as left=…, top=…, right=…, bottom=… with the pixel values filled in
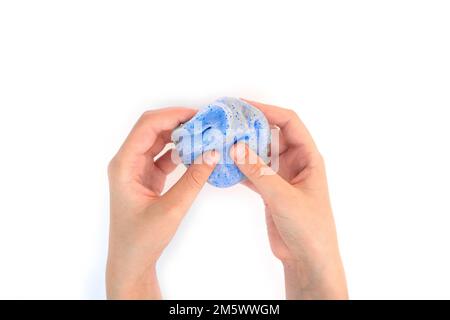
left=0, top=0, right=449, bottom=299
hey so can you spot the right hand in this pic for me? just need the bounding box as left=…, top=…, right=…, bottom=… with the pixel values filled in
left=230, top=99, right=348, bottom=299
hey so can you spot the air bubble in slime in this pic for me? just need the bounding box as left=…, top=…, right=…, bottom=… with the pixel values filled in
left=171, top=97, right=271, bottom=188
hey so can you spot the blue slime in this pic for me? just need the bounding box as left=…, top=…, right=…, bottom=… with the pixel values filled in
left=171, top=97, right=270, bottom=188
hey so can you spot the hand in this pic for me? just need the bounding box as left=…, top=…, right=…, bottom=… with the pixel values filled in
left=231, top=99, right=348, bottom=299
left=106, top=108, right=219, bottom=299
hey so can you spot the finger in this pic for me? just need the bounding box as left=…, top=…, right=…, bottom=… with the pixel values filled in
left=119, top=108, right=196, bottom=158
left=161, top=150, right=219, bottom=213
left=148, top=129, right=176, bottom=156
left=154, top=148, right=179, bottom=175
left=241, top=99, right=317, bottom=151
left=230, top=142, right=293, bottom=202
left=148, top=136, right=167, bottom=158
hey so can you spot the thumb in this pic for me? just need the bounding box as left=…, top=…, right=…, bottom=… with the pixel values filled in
left=161, top=150, right=219, bottom=213
left=230, top=142, right=293, bottom=203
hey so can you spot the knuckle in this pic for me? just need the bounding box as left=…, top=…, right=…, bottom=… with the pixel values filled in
left=143, top=109, right=155, bottom=116
left=187, top=167, right=206, bottom=188
left=107, top=157, right=119, bottom=176
left=108, top=156, right=125, bottom=178
left=246, top=162, right=264, bottom=179
left=140, top=110, right=155, bottom=120
left=282, top=107, right=295, bottom=115
left=285, top=108, right=300, bottom=120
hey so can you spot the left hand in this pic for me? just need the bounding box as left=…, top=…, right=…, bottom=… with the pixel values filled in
left=106, top=108, right=219, bottom=299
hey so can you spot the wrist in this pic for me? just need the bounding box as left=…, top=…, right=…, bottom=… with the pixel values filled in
left=106, top=260, right=160, bottom=300
left=282, top=257, right=348, bottom=300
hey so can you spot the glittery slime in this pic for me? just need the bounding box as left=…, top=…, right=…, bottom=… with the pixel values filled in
left=171, top=97, right=270, bottom=187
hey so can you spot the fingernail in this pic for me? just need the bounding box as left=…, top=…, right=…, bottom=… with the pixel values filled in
left=231, top=142, right=247, bottom=162
left=204, top=150, right=220, bottom=166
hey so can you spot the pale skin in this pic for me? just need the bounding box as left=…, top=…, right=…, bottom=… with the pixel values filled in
left=106, top=100, right=348, bottom=299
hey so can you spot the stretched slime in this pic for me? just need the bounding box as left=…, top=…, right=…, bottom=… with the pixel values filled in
left=171, top=97, right=271, bottom=188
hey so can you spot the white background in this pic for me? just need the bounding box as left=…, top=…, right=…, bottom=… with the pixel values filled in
left=0, top=0, right=449, bottom=299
